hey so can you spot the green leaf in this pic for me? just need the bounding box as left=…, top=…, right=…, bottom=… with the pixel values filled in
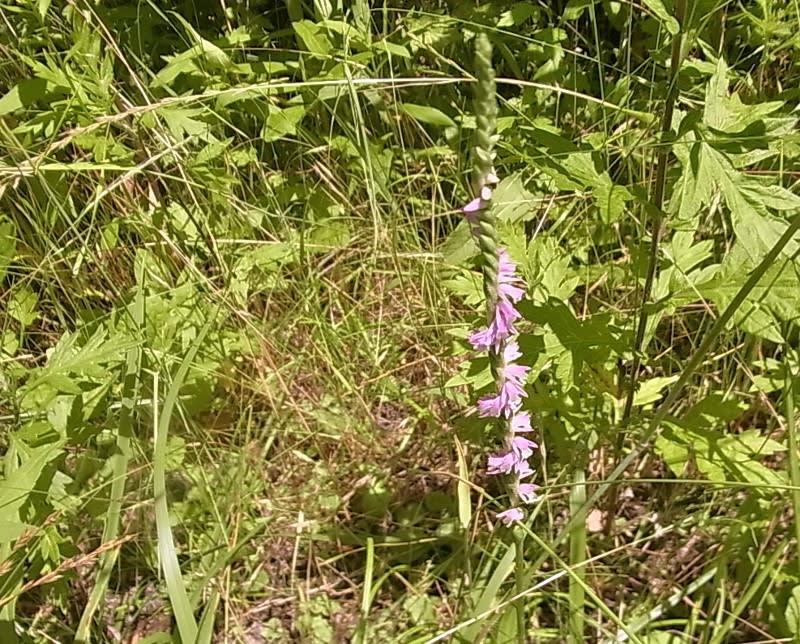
left=293, top=20, right=332, bottom=55
left=563, top=0, right=598, bottom=20
left=8, top=286, right=38, bottom=328
left=0, top=78, right=48, bottom=116
left=702, top=245, right=800, bottom=342
left=498, top=2, right=539, bottom=26
left=633, top=376, right=679, bottom=407
left=0, top=439, right=65, bottom=520
left=400, top=103, right=456, bottom=128
left=263, top=104, right=306, bottom=142
left=642, top=0, right=679, bottom=34
left=493, top=173, right=536, bottom=223
left=169, top=12, right=231, bottom=69
left=154, top=106, right=211, bottom=141
left=0, top=218, right=15, bottom=282
left=0, top=521, right=34, bottom=545
left=787, top=586, right=800, bottom=635
left=371, top=40, right=410, bottom=58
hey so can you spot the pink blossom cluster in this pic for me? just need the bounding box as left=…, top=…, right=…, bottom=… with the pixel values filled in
left=466, top=246, right=538, bottom=526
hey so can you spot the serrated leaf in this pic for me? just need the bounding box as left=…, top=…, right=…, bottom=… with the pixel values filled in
left=152, top=106, right=210, bottom=140
left=703, top=244, right=800, bottom=341
left=263, top=104, right=306, bottom=142
left=633, top=376, right=679, bottom=406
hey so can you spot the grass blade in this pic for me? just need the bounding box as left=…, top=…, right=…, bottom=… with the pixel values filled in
left=75, top=286, right=144, bottom=643
left=153, top=306, right=219, bottom=643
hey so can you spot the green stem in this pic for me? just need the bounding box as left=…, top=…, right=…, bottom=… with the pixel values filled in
left=786, top=350, right=800, bottom=576
left=620, top=0, right=687, bottom=434
left=514, top=528, right=526, bottom=642
left=567, top=467, right=587, bottom=643
left=612, top=0, right=687, bottom=533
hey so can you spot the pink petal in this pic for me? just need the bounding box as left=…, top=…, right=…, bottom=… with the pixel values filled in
left=497, top=507, right=524, bottom=525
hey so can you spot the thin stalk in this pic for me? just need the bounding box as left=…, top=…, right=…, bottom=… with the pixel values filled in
left=708, top=538, right=789, bottom=644
left=513, top=529, right=526, bottom=641
left=620, top=0, right=687, bottom=433
left=612, top=0, right=687, bottom=531
left=786, top=350, right=800, bottom=575
left=567, top=467, right=587, bottom=643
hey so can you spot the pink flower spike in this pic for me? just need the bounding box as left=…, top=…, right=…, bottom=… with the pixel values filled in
left=486, top=172, right=499, bottom=185
left=518, top=483, right=539, bottom=504
left=497, top=507, right=524, bottom=525
left=504, top=362, right=530, bottom=387
left=477, top=393, right=504, bottom=418
left=494, top=299, right=521, bottom=338
left=511, top=411, right=533, bottom=433
left=480, top=185, right=492, bottom=201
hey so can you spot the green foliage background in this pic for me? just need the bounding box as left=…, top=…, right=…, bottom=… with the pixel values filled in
left=2, top=0, right=800, bottom=641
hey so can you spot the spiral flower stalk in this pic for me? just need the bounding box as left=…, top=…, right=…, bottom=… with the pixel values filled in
left=463, top=33, right=537, bottom=526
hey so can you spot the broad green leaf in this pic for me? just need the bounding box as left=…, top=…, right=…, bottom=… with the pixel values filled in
left=293, top=20, right=332, bottom=55
left=526, top=236, right=579, bottom=302
left=0, top=78, right=48, bottom=116
left=153, top=106, right=211, bottom=141
left=703, top=59, right=731, bottom=130
left=371, top=40, right=410, bottom=58
left=498, top=2, right=540, bottom=26
left=440, top=221, right=478, bottom=267
left=594, top=177, right=632, bottom=224
left=0, top=439, right=65, bottom=519
left=703, top=244, right=800, bottom=342
left=0, top=521, right=34, bottom=545
left=308, top=219, right=351, bottom=249
left=169, top=12, right=231, bottom=68
left=528, top=126, right=630, bottom=221
left=563, top=0, right=598, bottom=20
left=400, top=103, right=456, bottom=128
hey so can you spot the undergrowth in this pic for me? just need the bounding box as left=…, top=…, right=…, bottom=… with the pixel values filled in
left=2, top=1, right=800, bottom=642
